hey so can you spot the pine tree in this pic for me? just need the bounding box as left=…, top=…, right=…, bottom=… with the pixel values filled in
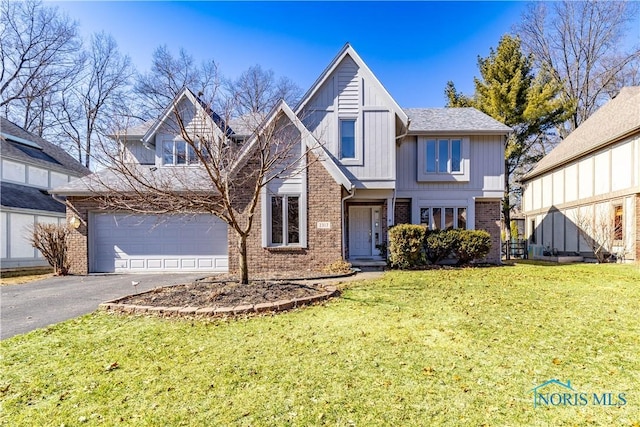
left=445, top=35, right=573, bottom=241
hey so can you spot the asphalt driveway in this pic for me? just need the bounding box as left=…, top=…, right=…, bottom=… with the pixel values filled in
left=1, top=273, right=208, bottom=340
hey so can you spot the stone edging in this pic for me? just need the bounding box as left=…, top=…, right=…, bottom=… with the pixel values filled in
left=98, top=285, right=340, bottom=318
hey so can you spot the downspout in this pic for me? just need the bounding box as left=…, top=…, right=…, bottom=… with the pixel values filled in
left=341, top=185, right=356, bottom=260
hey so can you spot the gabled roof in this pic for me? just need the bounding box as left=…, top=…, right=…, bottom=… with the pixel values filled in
left=295, top=43, right=409, bottom=128
left=141, top=88, right=232, bottom=144
left=0, top=118, right=90, bottom=176
left=524, top=86, right=640, bottom=181
left=404, top=108, right=512, bottom=135
left=234, top=100, right=352, bottom=190
left=1, top=181, right=65, bottom=213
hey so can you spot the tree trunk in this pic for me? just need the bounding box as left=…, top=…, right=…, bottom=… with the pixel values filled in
left=238, top=234, right=249, bottom=285
left=503, top=158, right=512, bottom=260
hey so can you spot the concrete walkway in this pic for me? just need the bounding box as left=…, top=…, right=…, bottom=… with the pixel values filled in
left=1, top=273, right=207, bottom=340
left=1, top=270, right=386, bottom=340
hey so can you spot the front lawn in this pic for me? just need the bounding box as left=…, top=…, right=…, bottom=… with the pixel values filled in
left=1, top=263, right=639, bottom=426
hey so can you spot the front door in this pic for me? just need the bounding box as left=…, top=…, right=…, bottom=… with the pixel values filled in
left=348, top=206, right=382, bottom=258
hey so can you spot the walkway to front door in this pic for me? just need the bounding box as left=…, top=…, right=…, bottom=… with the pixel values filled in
left=348, top=206, right=383, bottom=259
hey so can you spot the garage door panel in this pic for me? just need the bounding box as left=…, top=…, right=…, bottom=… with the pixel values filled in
left=91, top=213, right=228, bottom=273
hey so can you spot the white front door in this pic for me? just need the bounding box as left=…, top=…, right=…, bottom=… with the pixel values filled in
left=349, top=206, right=373, bottom=258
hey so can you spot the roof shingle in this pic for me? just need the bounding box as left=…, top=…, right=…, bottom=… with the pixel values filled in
left=404, top=108, right=512, bottom=134
left=524, top=86, right=640, bottom=180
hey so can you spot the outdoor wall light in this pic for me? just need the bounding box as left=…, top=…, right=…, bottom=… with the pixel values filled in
left=69, top=216, right=81, bottom=229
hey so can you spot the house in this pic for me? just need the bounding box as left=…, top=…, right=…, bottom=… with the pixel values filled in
left=51, top=44, right=510, bottom=274
left=1, top=118, right=90, bottom=270
left=521, top=86, right=640, bottom=262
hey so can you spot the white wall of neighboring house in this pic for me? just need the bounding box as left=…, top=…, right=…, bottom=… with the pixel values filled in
left=0, top=157, right=74, bottom=269
left=522, top=133, right=639, bottom=260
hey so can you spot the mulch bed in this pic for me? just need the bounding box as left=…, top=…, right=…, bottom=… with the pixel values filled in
left=102, top=270, right=352, bottom=317
left=117, top=281, right=328, bottom=309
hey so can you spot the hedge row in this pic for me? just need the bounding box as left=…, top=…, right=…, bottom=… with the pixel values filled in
left=388, top=225, right=492, bottom=268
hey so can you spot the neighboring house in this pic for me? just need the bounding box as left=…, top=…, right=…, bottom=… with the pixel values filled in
left=521, top=86, right=640, bottom=261
left=1, top=118, right=90, bottom=270
left=52, top=44, right=510, bottom=274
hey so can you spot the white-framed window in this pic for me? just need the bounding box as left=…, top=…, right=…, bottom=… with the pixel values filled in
left=340, top=119, right=356, bottom=159
left=162, top=140, right=200, bottom=165
left=425, top=138, right=461, bottom=173
left=417, top=137, right=469, bottom=182
left=420, top=207, right=467, bottom=230
left=269, top=195, right=300, bottom=246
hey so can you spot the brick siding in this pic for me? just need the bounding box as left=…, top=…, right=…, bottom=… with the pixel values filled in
left=228, top=154, right=343, bottom=275
left=474, top=200, right=502, bottom=264
left=394, top=200, right=411, bottom=224
left=66, top=197, right=95, bottom=275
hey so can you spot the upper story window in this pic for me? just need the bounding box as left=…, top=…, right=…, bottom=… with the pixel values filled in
left=417, top=136, right=469, bottom=182
left=340, top=119, right=356, bottom=159
left=162, top=140, right=199, bottom=166
left=425, top=138, right=461, bottom=173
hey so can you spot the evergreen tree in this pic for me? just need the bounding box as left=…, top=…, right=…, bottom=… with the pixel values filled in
left=445, top=35, right=573, bottom=241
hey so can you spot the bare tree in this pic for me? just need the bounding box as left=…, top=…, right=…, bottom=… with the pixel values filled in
left=227, top=64, right=302, bottom=115
left=86, top=90, right=317, bottom=284
left=516, top=1, right=640, bottom=135
left=572, top=206, right=625, bottom=263
left=57, top=32, right=134, bottom=168
left=134, top=45, right=220, bottom=119
left=30, top=223, right=71, bottom=275
left=0, top=0, right=83, bottom=134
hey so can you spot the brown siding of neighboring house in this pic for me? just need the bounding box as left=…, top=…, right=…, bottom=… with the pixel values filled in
left=475, top=200, right=501, bottom=264
left=227, top=154, right=343, bottom=275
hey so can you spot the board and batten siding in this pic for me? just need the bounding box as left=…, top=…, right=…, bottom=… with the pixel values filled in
left=395, top=134, right=504, bottom=227
left=395, top=134, right=504, bottom=195
left=301, top=54, right=396, bottom=186
left=522, top=133, right=639, bottom=259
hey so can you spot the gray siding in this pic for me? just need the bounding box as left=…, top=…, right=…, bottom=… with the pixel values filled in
left=301, top=54, right=397, bottom=186
left=396, top=134, right=504, bottom=195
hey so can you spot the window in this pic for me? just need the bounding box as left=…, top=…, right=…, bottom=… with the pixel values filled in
left=162, top=140, right=200, bottom=165
left=420, top=207, right=467, bottom=230
left=270, top=195, right=300, bottom=246
left=340, top=119, right=356, bottom=159
left=425, top=138, right=462, bottom=174
left=530, top=219, right=536, bottom=244
left=614, top=205, right=623, bottom=241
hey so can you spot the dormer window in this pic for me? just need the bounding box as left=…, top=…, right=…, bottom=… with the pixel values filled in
left=162, top=140, right=199, bottom=165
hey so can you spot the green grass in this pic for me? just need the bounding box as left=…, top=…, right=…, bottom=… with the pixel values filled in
left=2, top=264, right=639, bottom=426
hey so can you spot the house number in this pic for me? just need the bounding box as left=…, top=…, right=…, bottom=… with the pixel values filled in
left=317, top=221, right=331, bottom=229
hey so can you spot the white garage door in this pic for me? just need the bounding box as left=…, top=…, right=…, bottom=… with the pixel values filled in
left=91, top=213, right=228, bottom=273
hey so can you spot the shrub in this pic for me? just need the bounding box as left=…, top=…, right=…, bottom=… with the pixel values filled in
left=30, top=223, right=71, bottom=275
left=424, top=229, right=459, bottom=263
left=388, top=224, right=427, bottom=268
left=323, top=259, right=352, bottom=274
left=455, top=230, right=492, bottom=265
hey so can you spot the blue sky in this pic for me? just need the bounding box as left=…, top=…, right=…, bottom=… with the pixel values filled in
left=46, top=2, right=573, bottom=107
